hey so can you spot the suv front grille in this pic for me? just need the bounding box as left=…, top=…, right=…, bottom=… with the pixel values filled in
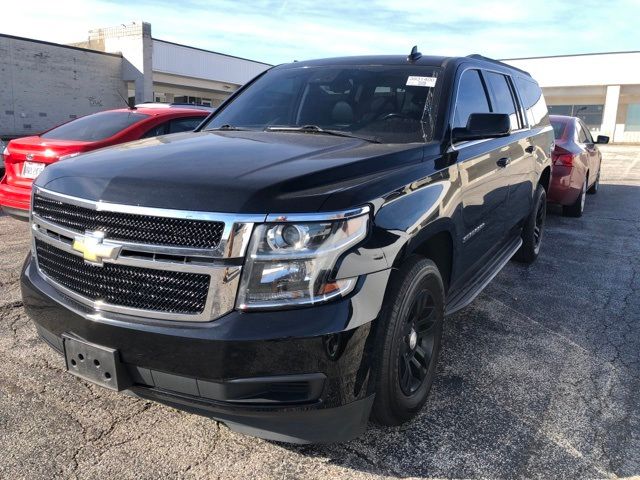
left=35, top=239, right=210, bottom=315
left=32, top=193, right=225, bottom=249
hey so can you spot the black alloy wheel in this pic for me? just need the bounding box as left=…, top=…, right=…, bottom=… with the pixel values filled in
left=372, top=256, right=444, bottom=426
left=514, top=184, right=546, bottom=263
left=398, top=288, right=437, bottom=396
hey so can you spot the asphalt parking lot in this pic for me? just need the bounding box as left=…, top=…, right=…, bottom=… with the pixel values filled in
left=0, top=145, right=638, bottom=479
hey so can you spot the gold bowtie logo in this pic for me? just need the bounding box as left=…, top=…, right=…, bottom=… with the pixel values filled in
left=72, top=231, right=122, bottom=265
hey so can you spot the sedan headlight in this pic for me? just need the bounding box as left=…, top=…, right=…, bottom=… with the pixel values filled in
left=236, top=210, right=370, bottom=309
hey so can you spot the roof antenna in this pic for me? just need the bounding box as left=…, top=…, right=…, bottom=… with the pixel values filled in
left=116, top=89, right=135, bottom=110
left=407, top=45, right=422, bottom=63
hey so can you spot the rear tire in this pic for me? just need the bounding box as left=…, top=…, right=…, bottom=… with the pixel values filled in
left=371, top=256, right=444, bottom=426
left=563, top=176, right=587, bottom=217
left=514, top=184, right=546, bottom=264
left=587, top=170, right=600, bottom=194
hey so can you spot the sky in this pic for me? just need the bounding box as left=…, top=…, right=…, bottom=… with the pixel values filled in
left=2, top=0, right=640, bottom=64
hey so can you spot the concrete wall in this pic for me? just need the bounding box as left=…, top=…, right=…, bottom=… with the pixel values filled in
left=0, top=35, right=126, bottom=138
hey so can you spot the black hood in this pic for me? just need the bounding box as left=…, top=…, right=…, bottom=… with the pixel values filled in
left=36, top=131, right=426, bottom=213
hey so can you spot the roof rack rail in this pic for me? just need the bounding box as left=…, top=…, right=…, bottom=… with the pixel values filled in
left=466, top=54, right=531, bottom=76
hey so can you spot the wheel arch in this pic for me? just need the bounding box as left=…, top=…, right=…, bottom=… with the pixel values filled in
left=389, top=219, right=456, bottom=293
left=538, top=165, right=551, bottom=193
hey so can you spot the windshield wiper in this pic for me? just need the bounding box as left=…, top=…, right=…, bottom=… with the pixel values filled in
left=265, top=125, right=381, bottom=143
left=206, top=124, right=252, bottom=131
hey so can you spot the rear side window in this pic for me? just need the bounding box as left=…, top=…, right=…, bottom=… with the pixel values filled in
left=484, top=71, right=520, bottom=130
left=577, top=122, right=593, bottom=144
left=453, top=70, right=491, bottom=129
left=581, top=123, right=594, bottom=143
left=577, top=125, right=588, bottom=143
left=42, top=111, right=149, bottom=141
left=169, top=117, right=204, bottom=133
left=141, top=122, right=169, bottom=139
left=515, top=77, right=549, bottom=128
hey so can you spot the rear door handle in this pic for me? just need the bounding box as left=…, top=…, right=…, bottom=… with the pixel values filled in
left=497, top=157, right=511, bottom=168
left=525, top=145, right=535, bottom=154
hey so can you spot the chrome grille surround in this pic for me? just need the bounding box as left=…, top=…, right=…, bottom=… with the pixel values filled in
left=30, top=186, right=266, bottom=322
left=32, top=193, right=226, bottom=250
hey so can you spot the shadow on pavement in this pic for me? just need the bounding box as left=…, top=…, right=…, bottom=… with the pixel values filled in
left=279, top=183, right=640, bottom=478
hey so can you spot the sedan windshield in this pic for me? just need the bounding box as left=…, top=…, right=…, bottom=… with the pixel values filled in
left=42, top=111, right=149, bottom=141
left=204, top=65, right=441, bottom=144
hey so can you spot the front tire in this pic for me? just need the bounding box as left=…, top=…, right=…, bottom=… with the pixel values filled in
left=372, top=257, right=444, bottom=426
left=514, top=184, right=546, bottom=263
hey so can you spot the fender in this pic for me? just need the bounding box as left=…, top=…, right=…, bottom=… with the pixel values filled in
left=373, top=165, right=461, bottom=269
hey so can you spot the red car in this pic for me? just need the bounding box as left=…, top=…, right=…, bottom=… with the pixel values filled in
left=0, top=104, right=211, bottom=219
left=548, top=114, right=608, bottom=217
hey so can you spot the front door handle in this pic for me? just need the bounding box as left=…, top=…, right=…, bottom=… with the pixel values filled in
left=497, top=157, right=511, bottom=168
left=525, top=145, right=535, bottom=154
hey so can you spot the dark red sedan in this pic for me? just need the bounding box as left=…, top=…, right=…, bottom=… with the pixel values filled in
left=0, top=104, right=211, bottom=218
left=548, top=114, right=609, bottom=217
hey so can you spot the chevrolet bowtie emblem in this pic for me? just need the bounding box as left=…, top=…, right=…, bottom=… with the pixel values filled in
left=72, top=231, right=122, bottom=265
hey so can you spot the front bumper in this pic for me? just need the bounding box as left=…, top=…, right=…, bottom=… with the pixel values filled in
left=21, top=255, right=389, bottom=443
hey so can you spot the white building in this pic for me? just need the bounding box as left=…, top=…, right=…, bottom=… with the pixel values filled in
left=0, top=22, right=271, bottom=138
left=2, top=23, right=639, bottom=144
left=70, top=22, right=271, bottom=107
left=504, top=51, right=640, bottom=143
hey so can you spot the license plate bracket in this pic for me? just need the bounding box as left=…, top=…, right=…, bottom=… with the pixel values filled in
left=22, top=161, right=46, bottom=179
left=62, top=334, right=131, bottom=391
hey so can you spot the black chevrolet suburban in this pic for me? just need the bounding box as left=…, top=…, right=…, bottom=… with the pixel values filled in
left=21, top=50, right=553, bottom=444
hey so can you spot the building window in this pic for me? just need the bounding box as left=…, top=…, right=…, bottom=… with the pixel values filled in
left=625, top=104, right=640, bottom=132
left=548, top=104, right=604, bottom=130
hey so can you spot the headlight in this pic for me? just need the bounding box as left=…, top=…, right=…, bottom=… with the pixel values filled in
left=236, top=210, right=370, bottom=309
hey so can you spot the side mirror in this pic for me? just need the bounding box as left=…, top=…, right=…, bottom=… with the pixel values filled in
left=452, top=113, right=511, bottom=143
left=595, top=135, right=609, bottom=144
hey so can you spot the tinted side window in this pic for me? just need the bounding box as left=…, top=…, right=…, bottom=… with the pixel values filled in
left=41, top=111, right=149, bottom=141
left=141, top=122, right=169, bottom=139
left=577, top=123, right=594, bottom=144
left=580, top=123, right=594, bottom=143
left=576, top=124, right=587, bottom=143
left=169, top=117, right=204, bottom=133
left=484, top=71, right=520, bottom=130
left=515, top=77, right=549, bottom=127
left=453, top=70, right=491, bottom=129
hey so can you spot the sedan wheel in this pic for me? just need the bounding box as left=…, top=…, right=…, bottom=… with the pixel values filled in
left=563, top=177, right=587, bottom=217
left=587, top=170, right=600, bottom=194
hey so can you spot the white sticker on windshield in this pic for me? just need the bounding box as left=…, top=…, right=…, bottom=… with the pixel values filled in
left=406, top=76, right=437, bottom=87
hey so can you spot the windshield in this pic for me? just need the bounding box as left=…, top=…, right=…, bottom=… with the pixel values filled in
left=41, top=111, right=149, bottom=141
left=204, top=65, right=441, bottom=143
